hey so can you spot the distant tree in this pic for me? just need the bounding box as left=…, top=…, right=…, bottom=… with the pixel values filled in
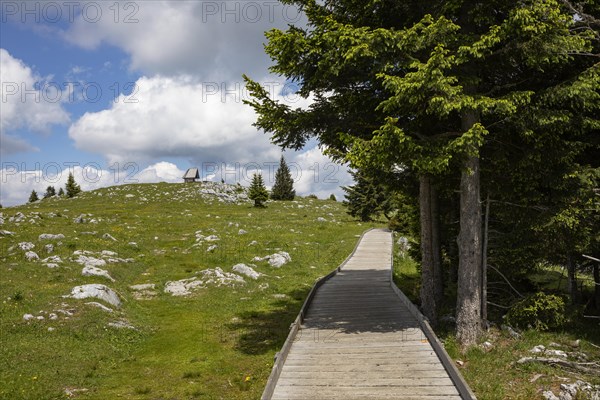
left=65, top=173, right=81, bottom=198
left=248, top=173, right=268, bottom=207
left=270, top=156, right=295, bottom=200
left=57, top=188, right=65, bottom=197
left=28, top=190, right=39, bottom=203
left=329, top=194, right=337, bottom=202
left=43, top=186, right=56, bottom=199
left=342, top=170, right=391, bottom=222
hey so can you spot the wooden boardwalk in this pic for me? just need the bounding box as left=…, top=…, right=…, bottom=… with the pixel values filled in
left=264, top=229, right=475, bottom=399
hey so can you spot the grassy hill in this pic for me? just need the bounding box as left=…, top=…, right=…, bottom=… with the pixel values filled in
left=0, top=182, right=376, bottom=399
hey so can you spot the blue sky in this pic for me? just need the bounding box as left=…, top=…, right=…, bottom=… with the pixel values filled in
left=0, top=1, right=352, bottom=206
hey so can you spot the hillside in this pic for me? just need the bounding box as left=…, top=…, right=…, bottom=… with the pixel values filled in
left=0, top=182, right=374, bottom=399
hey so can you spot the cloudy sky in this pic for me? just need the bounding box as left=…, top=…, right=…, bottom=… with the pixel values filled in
left=0, top=0, right=352, bottom=206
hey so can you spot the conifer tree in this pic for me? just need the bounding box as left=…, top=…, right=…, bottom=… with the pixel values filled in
left=28, top=190, right=39, bottom=203
left=248, top=173, right=268, bottom=207
left=65, top=173, right=81, bottom=198
left=58, top=188, right=65, bottom=197
left=270, top=156, right=296, bottom=200
left=43, top=186, right=56, bottom=199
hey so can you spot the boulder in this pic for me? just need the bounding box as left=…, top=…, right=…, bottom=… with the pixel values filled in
left=38, top=233, right=65, bottom=240
left=82, top=266, right=115, bottom=282
left=65, top=284, right=121, bottom=307
left=18, top=242, right=35, bottom=251
left=232, top=263, right=261, bottom=280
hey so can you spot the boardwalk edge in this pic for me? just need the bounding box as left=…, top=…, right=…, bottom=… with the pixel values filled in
left=389, top=232, right=478, bottom=400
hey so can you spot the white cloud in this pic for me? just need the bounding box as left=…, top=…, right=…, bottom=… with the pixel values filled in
left=62, top=1, right=305, bottom=80
left=68, top=75, right=300, bottom=165
left=0, top=48, right=70, bottom=153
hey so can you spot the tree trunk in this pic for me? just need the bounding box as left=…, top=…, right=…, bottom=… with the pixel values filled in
left=594, top=263, right=600, bottom=311
left=431, top=184, right=444, bottom=308
left=567, top=254, right=578, bottom=304
left=420, top=175, right=437, bottom=323
left=481, top=194, right=490, bottom=323
left=456, top=111, right=483, bottom=347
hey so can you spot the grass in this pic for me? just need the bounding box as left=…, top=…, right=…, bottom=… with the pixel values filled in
left=0, top=182, right=379, bottom=399
left=390, top=234, right=600, bottom=400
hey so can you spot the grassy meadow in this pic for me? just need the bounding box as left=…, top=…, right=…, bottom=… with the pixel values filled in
left=0, top=182, right=377, bottom=399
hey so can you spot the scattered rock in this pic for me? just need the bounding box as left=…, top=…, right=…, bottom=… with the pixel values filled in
left=38, top=233, right=65, bottom=240
left=65, top=284, right=121, bottom=307
left=238, top=229, right=247, bottom=235
left=530, top=345, right=567, bottom=359
left=48, top=327, right=55, bottom=332
left=206, top=244, right=218, bottom=252
left=107, top=319, right=136, bottom=329
left=253, top=251, right=292, bottom=268
left=164, top=268, right=245, bottom=296
left=317, top=217, right=327, bottom=222
left=75, top=255, right=107, bottom=268
left=0, top=230, right=14, bottom=236
left=64, top=387, right=89, bottom=397
left=82, top=266, right=115, bottom=282
left=130, top=283, right=157, bottom=299
left=101, top=250, right=118, bottom=257
left=23, top=314, right=35, bottom=321
left=18, top=242, right=35, bottom=251
left=481, top=341, right=493, bottom=351
left=73, top=214, right=87, bottom=223
left=248, top=240, right=258, bottom=246
left=232, top=263, right=261, bottom=280
left=102, top=233, right=117, bottom=241
left=130, top=283, right=155, bottom=291
left=501, top=324, right=522, bottom=339
left=543, top=380, right=600, bottom=400
left=456, top=360, right=464, bottom=367
left=542, top=390, right=559, bottom=400
left=42, top=255, right=62, bottom=264
left=204, top=235, right=219, bottom=242
left=164, top=278, right=205, bottom=297
left=25, top=251, right=39, bottom=261
left=44, top=244, right=54, bottom=253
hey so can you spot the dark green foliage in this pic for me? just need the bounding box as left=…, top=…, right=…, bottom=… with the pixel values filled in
left=505, top=292, right=566, bottom=331
left=342, top=170, right=392, bottom=222
left=248, top=173, right=268, bottom=207
left=58, top=188, right=65, bottom=197
left=306, top=194, right=318, bottom=199
left=65, top=173, right=81, bottom=198
left=329, top=194, right=336, bottom=201
left=43, top=186, right=56, bottom=199
left=270, top=156, right=295, bottom=200
left=28, top=190, right=39, bottom=203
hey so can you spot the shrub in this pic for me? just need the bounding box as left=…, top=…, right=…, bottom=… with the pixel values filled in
left=329, top=194, right=336, bottom=201
left=505, top=292, right=566, bottom=331
left=306, top=194, right=318, bottom=199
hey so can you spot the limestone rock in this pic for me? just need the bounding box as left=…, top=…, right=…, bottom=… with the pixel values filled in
left=65, top=284, right=121, bottom=307
left=232, top=263, right=261, bottom=280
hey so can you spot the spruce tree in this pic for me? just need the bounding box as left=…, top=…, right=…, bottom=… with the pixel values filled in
left=28, top=190, right=39, bottom=203
left=58, top=188, right=65, bottom=197
left=248, top=173, right=268, bottom=207
left=43, top=186, right=56, bottom=199
left=270, top=156, right=295, bottom=200
left=65, top=173, right=81, bottom=198
left=342, top=170, right=389, bottom=222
